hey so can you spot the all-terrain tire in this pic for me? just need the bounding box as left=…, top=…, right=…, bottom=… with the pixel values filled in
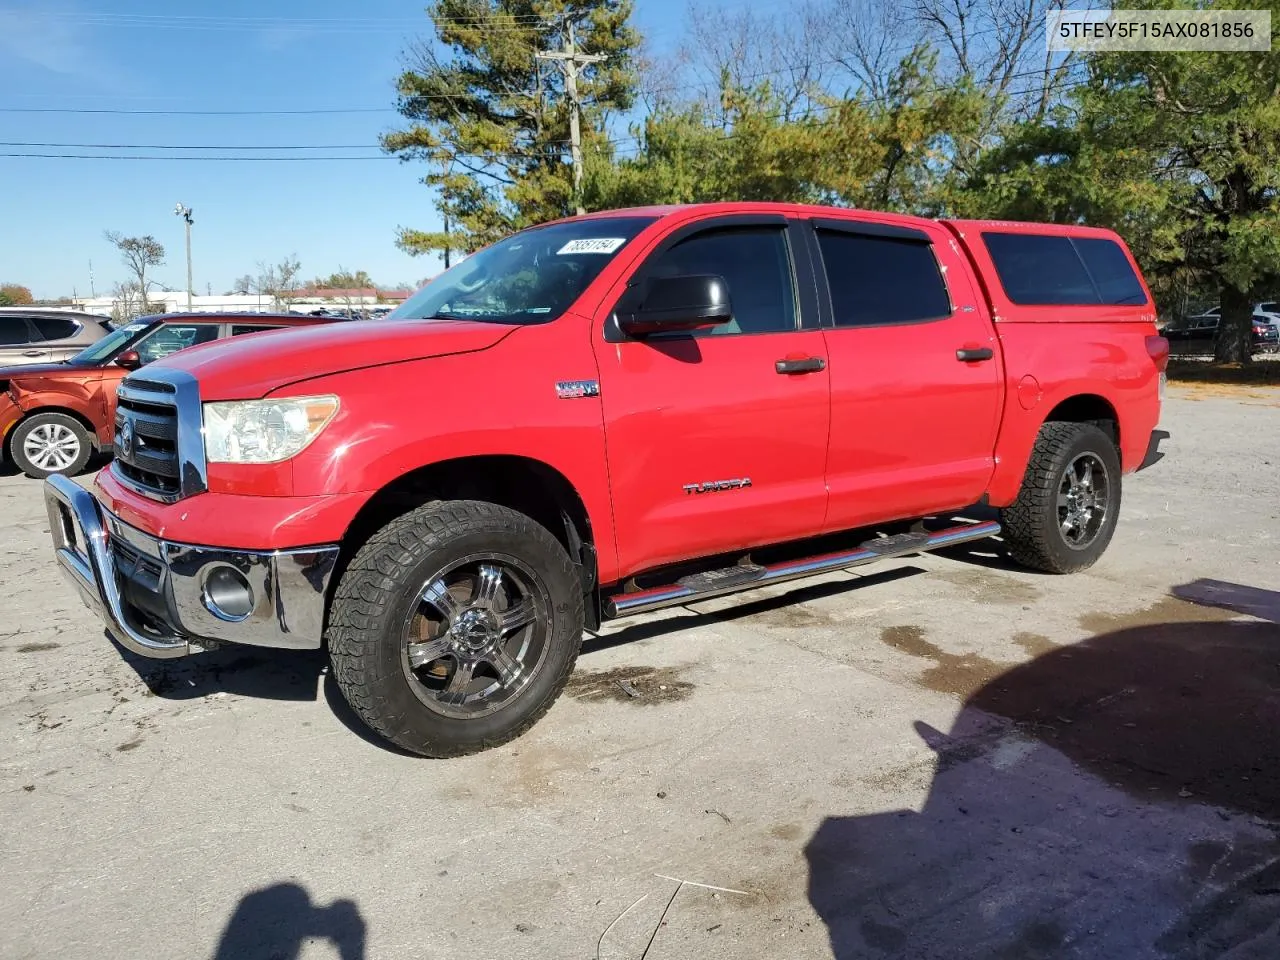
left=327, top=500, right=584, bottom=757
left=10, top=412, right=94, bottom=479
left=1001, top=421, right=1122, bottom=574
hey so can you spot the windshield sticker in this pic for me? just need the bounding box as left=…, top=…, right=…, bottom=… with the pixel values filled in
left=557, top=238, right=626, bottom=255
left=124, top=323, right=148, bottom=332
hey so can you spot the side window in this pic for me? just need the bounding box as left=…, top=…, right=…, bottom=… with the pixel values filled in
left=230, top=325, right=277, bottom=336
left=1072, top=238, right=1148, bottom=305
left=816, top=230, right=951, bottom=327
left=642, top=227, right=798, bottom=336
left=982, top=233, right=1098, bottom=306
left=133, top=324, right=220, bottom=364
left=0, top=317, right=33, bottom=345
left=30, top=316, right=80, bottom=341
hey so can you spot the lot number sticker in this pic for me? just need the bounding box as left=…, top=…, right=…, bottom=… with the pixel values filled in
left=557, top=238, right=626, bottom=255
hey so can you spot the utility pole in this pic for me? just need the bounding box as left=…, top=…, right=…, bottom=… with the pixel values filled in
left=537, top=20, right=606, bottom=216
left=174, top=202, right=194, bottom=311
left=88, top=260, right=95, bottom=297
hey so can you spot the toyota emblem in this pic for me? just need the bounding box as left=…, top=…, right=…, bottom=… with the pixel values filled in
left=119, top=419, right=134, bottom=458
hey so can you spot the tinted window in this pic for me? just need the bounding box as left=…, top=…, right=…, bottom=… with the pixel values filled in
left=1260, top=302, right=1280, bottom=314
left=643, top=227, right=797, bottom=336
left=817, top=231, right=951, bottom=326
left=134, top=324, right=220, bottom=364
left=0, top=317, right=33, bottom=345
left=1073, top=238, right=1148, bottom=305
left=982, top=233, right=1098, bottom=305
left=30, top=316, right=80, bottom=341
left=231, top=324, right=278, bottom=336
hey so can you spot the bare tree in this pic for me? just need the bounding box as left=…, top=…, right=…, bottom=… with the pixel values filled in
left=653, top=2, right=834, bottom=119
left=271, top=255, right=302, bottom=311
left=230, top=274, right=255, bottom=296
left=109, top=280, right=141, bottom=323
left=104, top=232, right=165, bottom=314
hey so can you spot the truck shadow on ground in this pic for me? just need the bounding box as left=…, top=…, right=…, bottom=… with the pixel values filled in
left=212, top=882, right=366, bottom=960
left=113, top=637, right=418, bottom=754
left=805, top=581, right=1280, bottom=959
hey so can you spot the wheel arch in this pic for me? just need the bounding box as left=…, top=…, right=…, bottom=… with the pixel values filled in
left=1042, top=393, right=1120, bottom=449
left=334, top=454, right=600, bottom=623
left=5, top=406, right=100, bottom=461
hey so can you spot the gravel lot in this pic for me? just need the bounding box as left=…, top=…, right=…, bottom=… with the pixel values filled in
left=2, top=385, right=1278, bottom=960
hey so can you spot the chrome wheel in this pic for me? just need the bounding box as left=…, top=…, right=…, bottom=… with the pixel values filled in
left=1057, top=452, right=1109, bottom=549
left=23, top=422, right=81, bottom=472
left=401, top=553, right=551, bottom=719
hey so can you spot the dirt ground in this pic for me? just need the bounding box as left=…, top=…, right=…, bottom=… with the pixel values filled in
left=1, top=384, right=1278, bottom=959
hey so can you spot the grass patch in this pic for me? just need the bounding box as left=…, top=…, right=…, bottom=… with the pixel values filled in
left=1166, top=359, right=1280, bottom=385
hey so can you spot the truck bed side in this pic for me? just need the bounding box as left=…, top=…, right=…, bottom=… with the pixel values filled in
left=943, top=219, right=1164, bottom=507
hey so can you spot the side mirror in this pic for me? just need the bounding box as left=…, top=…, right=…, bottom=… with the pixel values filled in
left=115, top=350, right=141, bottom=370
left=617, top=274, right=732, bottom=337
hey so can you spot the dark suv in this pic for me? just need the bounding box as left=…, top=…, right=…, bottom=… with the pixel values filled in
left=1, top=313, right=331, bottom=479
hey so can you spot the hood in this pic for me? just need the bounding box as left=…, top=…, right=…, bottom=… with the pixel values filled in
left=152, top=319, right=519, bottom=400
left=0, top=362, right=102, bottom=385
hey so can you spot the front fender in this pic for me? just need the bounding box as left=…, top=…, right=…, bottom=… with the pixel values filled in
left=268, top=322, right=620, bottom=579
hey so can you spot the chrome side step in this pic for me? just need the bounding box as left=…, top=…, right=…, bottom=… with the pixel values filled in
left=602, top=520, right=1001, bottom=619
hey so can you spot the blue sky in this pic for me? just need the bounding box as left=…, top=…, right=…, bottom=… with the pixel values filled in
left=0, top=0, right=698, bottom=299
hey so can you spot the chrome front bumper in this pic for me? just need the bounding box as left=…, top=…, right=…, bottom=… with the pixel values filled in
left=43, top=474, right=339, bottom=659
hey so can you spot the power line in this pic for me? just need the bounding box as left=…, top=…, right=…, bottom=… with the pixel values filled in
left=0, top=106, right=393, bottom=115
left=0, top=141, right=387, bottom=150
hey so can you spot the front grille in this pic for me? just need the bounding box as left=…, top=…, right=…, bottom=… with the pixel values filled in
left=114, top=388, right=181, bottom=498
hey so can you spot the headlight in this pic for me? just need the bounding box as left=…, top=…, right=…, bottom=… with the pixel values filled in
left=203, top=395, right=339, bottom=464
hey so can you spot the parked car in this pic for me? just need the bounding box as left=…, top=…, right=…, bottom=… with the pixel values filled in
left=1165, top=313, right=1279, bottom=355
left=1, top=312, right=332, bottom=479
left=0, top=308, right=111, bottom=365
left=44, top=203, right=1167, bottom=757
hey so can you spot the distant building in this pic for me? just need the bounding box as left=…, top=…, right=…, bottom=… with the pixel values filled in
left=283, top=287, right=415, bottom=310
left=72, top=287, right=417, bottom=319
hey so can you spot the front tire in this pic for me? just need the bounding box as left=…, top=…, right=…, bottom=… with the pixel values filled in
left=11, top=412, right=93, bottom=479
left=327, top=500, right=584, bottom=757
left=1001, top=422, right=1122, bottom=574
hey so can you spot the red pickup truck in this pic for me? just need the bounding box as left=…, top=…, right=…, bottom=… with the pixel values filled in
left=43, top=202, right=1168, bottom=757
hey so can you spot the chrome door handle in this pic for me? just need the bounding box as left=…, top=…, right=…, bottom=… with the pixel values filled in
left=775, top=357, right=826, bottom=374
left=22, top=350, right=44, bottom=357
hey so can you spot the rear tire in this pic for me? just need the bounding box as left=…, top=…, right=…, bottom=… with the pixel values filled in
left=1001, top=422, right=1122, bottom=574
left=327, top=500, right=584, bottom=757
left=11, top=412, right=94, bottom=479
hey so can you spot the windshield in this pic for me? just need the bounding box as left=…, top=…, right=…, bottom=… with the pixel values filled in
left=389, top=216, right=656, bottom=324
left=66, top=320, right=153, bottom=365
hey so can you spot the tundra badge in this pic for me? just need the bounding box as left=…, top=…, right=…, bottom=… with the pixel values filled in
left=683, top=478, right=752, bottom=495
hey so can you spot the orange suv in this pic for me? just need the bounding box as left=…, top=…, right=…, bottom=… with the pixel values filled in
left=1, top=312, right=330, bottom=478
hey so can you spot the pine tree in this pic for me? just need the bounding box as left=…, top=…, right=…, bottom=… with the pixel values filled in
left=384, top=0, right=639, bottom=258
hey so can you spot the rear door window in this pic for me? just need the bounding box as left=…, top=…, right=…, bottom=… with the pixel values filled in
left=0, top=317, right=34, bottom=345
left=816, top=230, right=951, bottom=326
left=30, top=316, right=80, bottom=341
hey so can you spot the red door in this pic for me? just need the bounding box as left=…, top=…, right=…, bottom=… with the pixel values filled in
left=811, top=216, right=1003, bottom=531
left=594, top=221, right=831, bottom=578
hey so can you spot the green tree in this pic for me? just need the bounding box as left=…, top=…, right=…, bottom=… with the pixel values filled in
left=590, top=50, right=986, bottom=216
left=965, top=0, right=1280, bottom=363
left=384, top=0, right=639, bottom=257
